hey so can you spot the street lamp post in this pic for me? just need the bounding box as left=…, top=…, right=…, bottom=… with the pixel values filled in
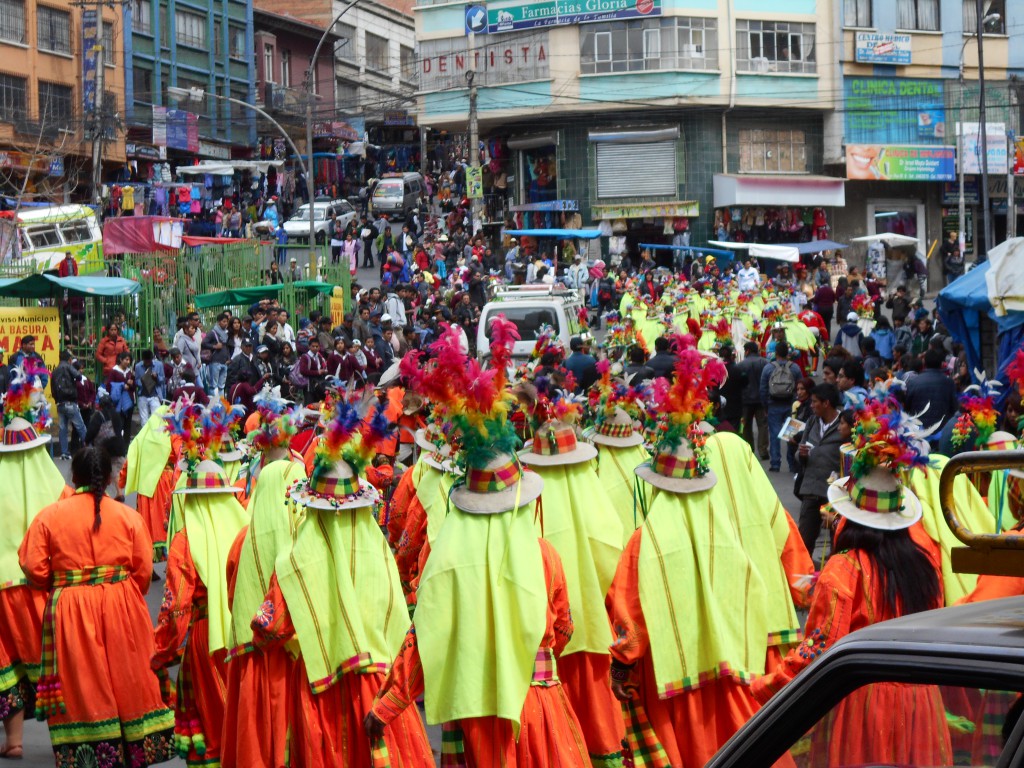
left=958, top=10, right=1000, bottom=263
left=977, top=0, right=994, bottom=258
left=304, top=0, right=364, bottom=280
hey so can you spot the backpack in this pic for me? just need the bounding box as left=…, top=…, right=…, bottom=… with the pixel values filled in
left=289, top=363, right=309, bottom=389
left=95, top=416, right=115, bottom=445
left=768, top=362, right=796, bottom=400
left=52, top=365, right=77, bottom=402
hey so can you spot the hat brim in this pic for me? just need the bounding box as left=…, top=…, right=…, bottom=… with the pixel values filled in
left=294, top=477, right=381, bottom=511
left=173, top=484, right=241, bottom=495
left=635, top=462, right=717, bottom=494
left=415, top=428, right=451, bottom=457
left=826, top=476, right=922, bottom=531
left=449, top=470, right=543, bottom=514
left=1009, top=468, right=1024, bottom=480
left=421, top=454, right=461, bottom=474
left=0, top=434, right=51, bottom=452
left=585, top=428, right=644, bottom=448
left=217, top=449, right=245, bottom=462
left=518, top=441, right=598, bottom=466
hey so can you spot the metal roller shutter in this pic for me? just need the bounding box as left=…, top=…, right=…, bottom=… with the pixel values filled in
left=595, top=140, right=677, bottom=198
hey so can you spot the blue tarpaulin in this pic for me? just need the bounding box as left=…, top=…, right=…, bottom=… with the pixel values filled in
left=778, top=239, right=849, bottom=254
left=937, top=262, right=1024, bottom=390
left=506, top=229, right=603, bottom=239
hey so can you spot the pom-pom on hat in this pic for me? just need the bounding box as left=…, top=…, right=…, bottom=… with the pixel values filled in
left=635, top=336, right=725, bottom=493
left=165, top=398, right=245, bottom=494
left=826, top=396, right=928, bottom=531
left=587, top=358, right=645, bottom=447
left=246, top=389, right=303, bottom=455
left=951, top=372, right=1005, bottom=450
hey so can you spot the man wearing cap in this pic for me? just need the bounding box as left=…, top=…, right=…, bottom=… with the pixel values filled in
left=833, top=311, right=864, bottom=358
left=288, top=257, right=302, bottom=282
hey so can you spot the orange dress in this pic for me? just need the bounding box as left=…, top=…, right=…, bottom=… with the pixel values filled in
left=221, top=527, right=297, bottom=768
left=153, top=530, right=229, bottom=766
left=18, top=493, right=175, bottom=766
left=251, top=574, right=434, bottom=768
left=752, top=550, right=952, bottom=767
left=605, top=514, right=812, bottom=768
left=372, top=539, right=590, bottom=767
left=386, top=467, right=417, bottom=549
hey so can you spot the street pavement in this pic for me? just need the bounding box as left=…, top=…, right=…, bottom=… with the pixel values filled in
left=17, top=432, right=802, bottom=767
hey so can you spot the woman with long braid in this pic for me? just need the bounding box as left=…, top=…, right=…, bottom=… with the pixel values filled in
left=19, top=447, right=175, bottom=767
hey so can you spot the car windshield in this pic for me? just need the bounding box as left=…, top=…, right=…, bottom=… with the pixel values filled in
left=291, top=206, right=328, bottom=221
left=484, top=306, right=558, bottom=342
left=373, top=181, right=403, bottom=198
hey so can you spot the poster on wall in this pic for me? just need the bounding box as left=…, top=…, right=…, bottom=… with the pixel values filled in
left=845, top=77, right=945, bottom=145
left=488, top=0, right=660, bottom=33
left=958, top=122, right=1009, bottom=175
left=466, top=167, right=483, bottom=199
left=81, top=9, right=99, bottom=114
left=522, top=146, right=557, bottom=204
left=941, top=207, right=973, bottom=257
left=0, top=307, right=60, bottom=410
left=845, top=144, right=955, bottom=181
left=854, top=33, right=912, bottom=65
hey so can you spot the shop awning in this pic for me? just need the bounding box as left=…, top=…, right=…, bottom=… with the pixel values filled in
left=0, top=274, right=141, bottom=298
left=780, top=239, right=849, bottom=254
left=708, top=241, right=801, bottom=263
left=506, top=229, right=603, bottom=239
left=713, top=174, right=846, bottom=208
left=508, top=200, right=579, bottom=212
left=640, top=243, right=735, bottom=258
left=193, top=280, right=336, bottom=309
left=176, top=159, right=286, bottom=176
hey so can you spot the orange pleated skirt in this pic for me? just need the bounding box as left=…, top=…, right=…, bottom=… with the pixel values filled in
left=0, top=584, right=44, bottom=706
left=174, top=615, right=228, bottom=766
left=289, top=667, right=434, bottom=768
left=558, top=652, right=625, bottom=765
left=221, top=646, right=297, bottom=768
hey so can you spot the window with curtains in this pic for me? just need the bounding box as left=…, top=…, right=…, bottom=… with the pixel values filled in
left=580, top=17, right=719, bottom=74
left=963, top=0, right=1005, bottom=33
left=131, top=0, right=150, bottom=34
left=844, top=0, right=871, bottom=27
left=175, top=9, right=205, bottom=47
left=365, top=32, right=388, bottom=73
left=896, top=0, right=939, bottom=30
left=736, top=20, right=816, bottom=74
left=36, top=6, right=70, bottom=54
left=280, top=49, right=290, bottom=87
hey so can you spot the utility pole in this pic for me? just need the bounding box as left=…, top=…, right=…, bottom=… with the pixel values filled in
left=467, top=68, right=479, bottom=234
left=82, top=4, right=105, bottom=210
left=977, top=0, right=993, bottom=256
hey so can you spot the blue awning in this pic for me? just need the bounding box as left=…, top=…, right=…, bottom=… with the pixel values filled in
left=506, top=228, right=603, bottom=239
left=640, top=243, right=735, bottom=258
left=508, top=200, right=579, bottom=213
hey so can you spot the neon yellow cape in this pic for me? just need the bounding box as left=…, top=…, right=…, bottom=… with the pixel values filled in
left=595, top=442, right=651, bottom=544
left=416, top=501, right=546, bottom=731
left=905, top=455, right=990, bottom=605
left=530, top=461, right=623, bottom=656
left=180, top=490, right=249, bottom=653
left=124, top=406, right=171, bottom=497
left=276, top=503, right=409, bottom=691
left=0, top=445, right=66, bottom=588
left=411, top=458, right=459, bottom=546
left=227, top=459, right=307, bottom=654
left=637, top=432, right=800, bottom=696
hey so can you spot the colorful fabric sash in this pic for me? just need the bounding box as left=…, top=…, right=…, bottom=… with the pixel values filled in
left=621, top=700, right=671, bottom=768
left=597, top=421, right=635, bottom=439
left=37, top=566, right=128, bottom=720
left=2, top=423, right=41, bottom=446
left=534, top=425, right=578, bottom=456
left=849, top=479, right=904, bottom=513
left=308, top=472, right=361, bottom=500
left=465, top=459, right=521, bottom=492
left=652, top=452, right=699, bottom=479
left=530, top=647, right=558, bottom=686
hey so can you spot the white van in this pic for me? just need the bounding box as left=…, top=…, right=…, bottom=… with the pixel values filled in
left=476, top=285, right=586, bottom=363
left=0, top=204, right=104, bottom=271
left=369, top=172, right=424, bottom=219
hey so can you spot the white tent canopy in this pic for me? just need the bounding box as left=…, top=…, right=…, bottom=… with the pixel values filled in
left=851, top=233, right=919, bottom=246
left=176, top=159, right=285, bottom=176
left=708, top=241, right=800, bottom=263
left=985, top=237, right=1024, bottom=317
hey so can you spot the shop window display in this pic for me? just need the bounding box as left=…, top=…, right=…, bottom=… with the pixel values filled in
left=713, top=206, right=830, bottom=243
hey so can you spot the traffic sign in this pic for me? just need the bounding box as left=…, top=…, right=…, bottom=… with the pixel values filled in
left=465, top=4, right=487, bottom=34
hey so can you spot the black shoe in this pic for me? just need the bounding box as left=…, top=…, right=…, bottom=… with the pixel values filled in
left=769, top=467, right=780, bottom=473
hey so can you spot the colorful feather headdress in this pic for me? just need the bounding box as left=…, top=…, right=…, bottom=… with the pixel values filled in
left=531, top=324, right=563, bottom=360
left=528, top=374, right=583, bottom=430
left=1008, top=348, right=1024, bottom=430
left=646, top=336, right=726, bottom=458
left=311, top=393, right=394, bottom=482
left=163, top=399, right=204, bottom=472
left=951, top=372, right=1002, bottom=449
left=847, top=395, right=931, bottom=482
left=589, top=358, right=646, bottom=428
left=247, top=391, right=303, bottom=454
left=3, top=376, right=51, bottom=429
left=402, top=316, right=520, bottom=470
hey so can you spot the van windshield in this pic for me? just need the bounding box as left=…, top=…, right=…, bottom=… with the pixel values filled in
left=374, top=181, right=403, bottom=198
left=485, top=307, right=558, bottom=342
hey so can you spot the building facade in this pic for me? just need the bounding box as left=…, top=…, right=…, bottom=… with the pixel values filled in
left=0, top=0, right=125, bottom=201
left=833, top=0, right=1021, bottom=265
left=123, top=0, right=255, bottom=162
left=414, top=0, right=841, bottom=259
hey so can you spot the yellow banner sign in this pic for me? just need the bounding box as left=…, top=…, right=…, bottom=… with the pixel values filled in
left=0, top=307, right=60, bottom=373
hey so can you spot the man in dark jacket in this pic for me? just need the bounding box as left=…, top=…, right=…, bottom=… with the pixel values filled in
left=623, top=346, right=655, bottom=385
left=759, top=341, right=803, bottom=473
left=905, top=348, right=959, bottom=439
left=52, top=350, right=87, bottom=459
left=714, top=344, right=745, bottom=432
left=793, top=383, right=844, bottom=555
left=646, top=336, right=677, bottom=381
left=201, top=312, right=231, bottom=398
left=563, top=336, right=598, bottom=393
left=226, top=339, right=260, bottom=393
left=736, top=341, right=769, bottom=459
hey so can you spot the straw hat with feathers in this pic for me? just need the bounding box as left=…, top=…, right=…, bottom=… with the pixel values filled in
left=164, top=398, right=246, bottom=494
left=586, top=358, right=646, bottom=448
left=0, top=377, right=51, bottom=452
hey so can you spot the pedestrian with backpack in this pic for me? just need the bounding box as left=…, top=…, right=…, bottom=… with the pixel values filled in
left=51, top=349, right=87, bottom=459
left=759, top=341, right=802, bottom=474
